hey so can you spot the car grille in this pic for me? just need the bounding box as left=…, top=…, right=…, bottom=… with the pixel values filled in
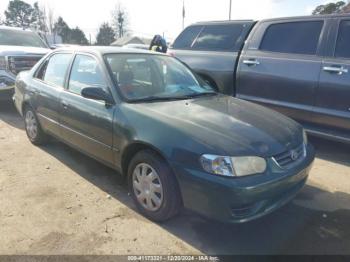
left=7, top=55, right=43, bottom=75
left=272, top=143, right=306, bottom=169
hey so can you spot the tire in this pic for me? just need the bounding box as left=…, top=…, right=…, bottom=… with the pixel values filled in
left=24, top=106, right=48, bottom=145
left=128, top=150, right=182, bottom=222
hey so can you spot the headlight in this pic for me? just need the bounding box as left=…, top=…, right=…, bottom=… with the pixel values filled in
left=0, top=56, right=6, bottom=70
left=303, top=129, right=308, bottom=145
left=200, top=155, right=267, bottom=177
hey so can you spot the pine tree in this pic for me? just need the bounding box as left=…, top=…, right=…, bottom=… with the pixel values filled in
left=96, top=23, right=115, bottom=45
left=312, top=1, right=346, bottom=15
left=4, top=0, right=36, bottom=28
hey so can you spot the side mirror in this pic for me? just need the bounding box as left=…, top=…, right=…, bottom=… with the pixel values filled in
left=81, top=87, right=114, bottom=105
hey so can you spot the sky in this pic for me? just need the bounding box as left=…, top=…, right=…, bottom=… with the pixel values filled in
left=0, top=0, right=337, bottom=42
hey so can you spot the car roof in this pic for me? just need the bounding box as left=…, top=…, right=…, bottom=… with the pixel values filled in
left=0, top=25, right=35, bottom=32
left=188, top=13, right=350, bottom=27
left=53, top=46, right=165, bottom=56
left=260, top=13, right=350, bottom=23
left=192, top=20, right=255, bottom=26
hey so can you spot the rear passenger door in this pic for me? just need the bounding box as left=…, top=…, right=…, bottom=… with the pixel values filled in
left=237, top=19, right=326, bottom=124
left=33, top=53, right=73, bottom=136
left=313, top=19, right=350, bottom=131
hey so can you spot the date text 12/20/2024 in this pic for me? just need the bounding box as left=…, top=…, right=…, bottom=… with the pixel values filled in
left=127, top=256, right=220, bottom=261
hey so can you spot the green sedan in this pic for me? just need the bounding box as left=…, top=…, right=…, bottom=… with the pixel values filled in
left=14, top=47, right=315, bottom=223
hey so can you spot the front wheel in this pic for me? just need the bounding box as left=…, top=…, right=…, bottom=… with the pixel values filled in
left=128, top=150, right=182, bottom=222
left=24, top=107, right=48, bottom=145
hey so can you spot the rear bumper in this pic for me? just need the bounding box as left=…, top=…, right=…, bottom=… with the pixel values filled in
left=172, top=144, right=315, bottom=223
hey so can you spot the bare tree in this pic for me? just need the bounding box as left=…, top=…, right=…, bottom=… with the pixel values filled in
left=33, top=2, right=48, bottom=33
left=46, top=6, right=55, bottom=34
left=39, top=4, right=57, bottom=43
left=111, top=3, right=129, bottom=38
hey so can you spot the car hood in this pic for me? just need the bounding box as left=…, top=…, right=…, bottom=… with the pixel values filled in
left=124, top=94, right=303, bottom=157
left=0, top=45, right=50, bottom=56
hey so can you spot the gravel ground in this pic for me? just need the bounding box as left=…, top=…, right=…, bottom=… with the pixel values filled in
left=0, top=102, right=349, bottom=255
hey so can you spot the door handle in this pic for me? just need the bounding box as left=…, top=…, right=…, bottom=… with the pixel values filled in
left=323, top=66, right=348, bottom=75
left=243, top=59, right=260, bottom=66
left=61, top=101, right=68, bottom=109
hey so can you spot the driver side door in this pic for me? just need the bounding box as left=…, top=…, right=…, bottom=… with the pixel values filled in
left=59, top=53, right=115, bottom=166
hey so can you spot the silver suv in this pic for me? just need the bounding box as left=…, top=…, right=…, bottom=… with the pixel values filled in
left=0, top=26, right=50, bottom=101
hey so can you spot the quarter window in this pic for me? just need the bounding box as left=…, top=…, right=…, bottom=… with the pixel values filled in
left=42, top=53, right=72, bottom=87
left=35, top=60, right=48, bottom=80
left=335, top=20, right=350, bottom=59
left=68, top=55, right=106, bottom=95
left=260, top=21, right=323, bottom=55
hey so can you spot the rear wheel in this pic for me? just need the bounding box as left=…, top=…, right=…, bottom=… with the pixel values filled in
left=128, top=150, right=182, bottom=222
left=24, top=107, right=48, bottom=145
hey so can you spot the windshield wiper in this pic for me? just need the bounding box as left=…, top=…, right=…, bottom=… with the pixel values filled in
left=181, top=92, right=217, bottom=99
left=130, top=92, right=217, bottom=103
left=130, top=96, right=187, bottom=103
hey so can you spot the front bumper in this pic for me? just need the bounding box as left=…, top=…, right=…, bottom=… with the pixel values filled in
left=172, top=144, right=315, bottom=223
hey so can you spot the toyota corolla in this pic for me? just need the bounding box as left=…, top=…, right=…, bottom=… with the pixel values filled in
left=14, top=47, right=315, bottom=223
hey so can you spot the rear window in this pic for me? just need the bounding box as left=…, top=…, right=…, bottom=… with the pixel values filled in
left=335, top=20, right=350, bottom=59
left=172, top=25, right=203, bottom=49
left=173, top=23, right=246, bottom=51
left=43, top=53, right=72, bottom=87
left=192, top=24, right=244, bottom=51
left=0, top=29, right=47, bottom=48
left=260, top=21, right=323, bottom=55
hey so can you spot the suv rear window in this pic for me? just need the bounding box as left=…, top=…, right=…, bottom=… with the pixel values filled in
left=192, top=24, right=244, bottom=51
left=335, top=20, right=350, bottom=59
left=0, top=29, right=47, bottom=48
left=172, top=25, right=203, bottom=49
left=173, top=23, right=246, bottom=51
left=260, top=21, right=323, bottom=55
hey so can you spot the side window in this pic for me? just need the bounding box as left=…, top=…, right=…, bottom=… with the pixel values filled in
left=68, top=55, right=106, bottom=95
left=260, top=21, right=324, bottom=55
left=192, top=24, right=244, bottom=51
left=43, top=53, right=72, bottom=87
left=172, top=25, right=203, bottom=49
left=335, top=20, right=350, bottom=59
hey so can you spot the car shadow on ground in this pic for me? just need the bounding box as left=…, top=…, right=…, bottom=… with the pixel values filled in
left=2, top=104, right=350, bottom=255
left=310, top=136, right=350, bottom=168
left=36, top=138, right=350, bottom=255
left=0, top=102, right=24, bottom=130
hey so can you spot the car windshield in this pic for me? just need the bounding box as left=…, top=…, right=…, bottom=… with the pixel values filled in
left=105, top=53, right=215, bottom=102
left=0, top=29, right=47, bottom=48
